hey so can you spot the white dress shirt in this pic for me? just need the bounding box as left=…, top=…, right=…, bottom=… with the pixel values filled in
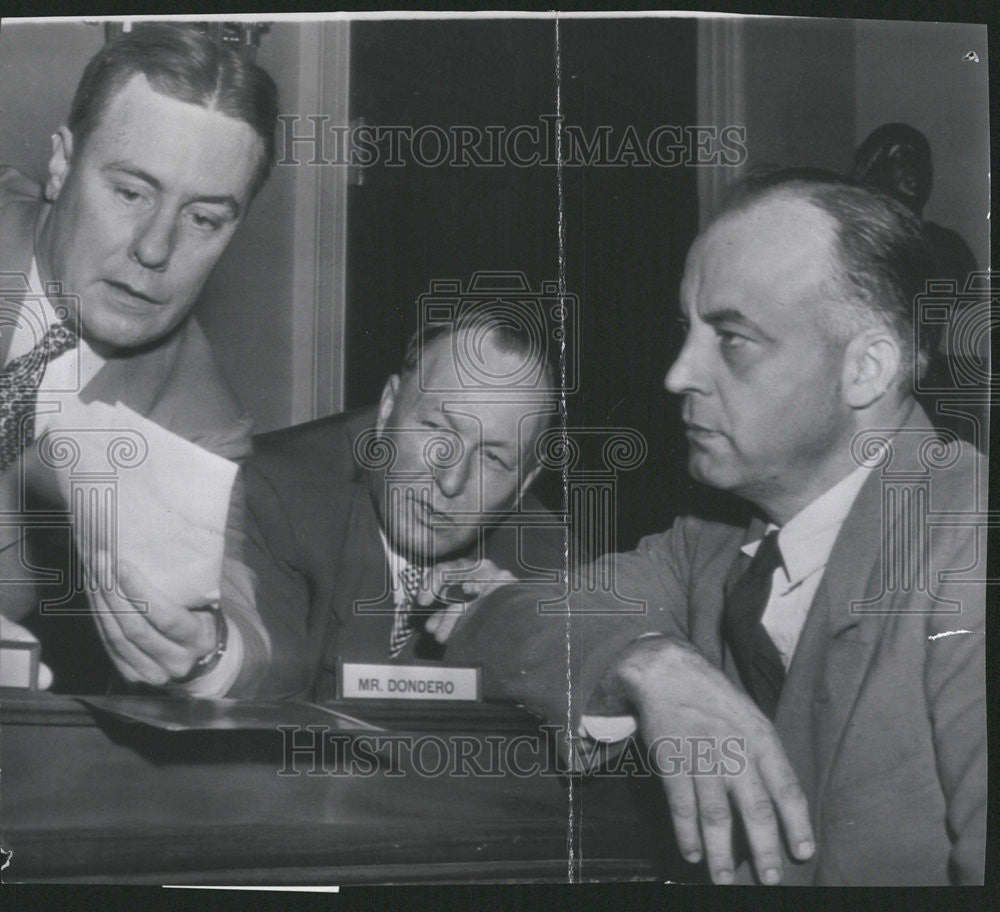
left=753, top=464, right=872, bottom=669
left=379, top=529, right=424, bottom=610
left=581, top=464, right=872, bottom=742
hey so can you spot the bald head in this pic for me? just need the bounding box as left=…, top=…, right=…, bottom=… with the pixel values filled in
left=712, top=169, right=935, bottom=392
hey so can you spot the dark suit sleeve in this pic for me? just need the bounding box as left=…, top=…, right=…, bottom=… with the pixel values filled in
left=218, top=472, right=271, bottom=697
left=223, top=462, right=315, bottom=698
left=446, top=517, right=697, bottom=733
left=923, top=524, right=986, bottom=884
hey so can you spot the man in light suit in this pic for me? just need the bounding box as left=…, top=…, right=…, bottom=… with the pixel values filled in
left=1, top=24, right=277, bottom=695
left=234, top=306, right=565, bottom=700
left=444, top=170, right=987, bottom=885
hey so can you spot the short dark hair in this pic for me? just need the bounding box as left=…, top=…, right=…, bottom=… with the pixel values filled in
left=716, top=167, right=935, bottom=386
left=400, top=302, right=559, bottom=396
left=67, top=23, right=278, bottom=197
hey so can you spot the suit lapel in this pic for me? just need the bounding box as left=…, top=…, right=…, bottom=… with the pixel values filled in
left=313, top=473, right=396, bottom=695
left=78, top=334, right=178, bottom=415
left=0, top=184, right=41, bottom=366
left=723, top=409, right=940, bottom=883
left=330, top=476, right=392, bottom=625
left=732, top=477, right=883, bottom=885
left=776, top=441, right=907, bottom=835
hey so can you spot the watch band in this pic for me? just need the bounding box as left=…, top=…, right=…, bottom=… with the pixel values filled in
left=171, top=604, right=228, bottom=685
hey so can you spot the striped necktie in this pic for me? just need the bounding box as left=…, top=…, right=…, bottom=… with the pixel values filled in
left=0, top=321, right=78, bottom=472
left=389, top=562, right=424, bottom=658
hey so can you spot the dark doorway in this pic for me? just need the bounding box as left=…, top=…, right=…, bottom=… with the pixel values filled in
left=346, top=18, right=700, bottom=549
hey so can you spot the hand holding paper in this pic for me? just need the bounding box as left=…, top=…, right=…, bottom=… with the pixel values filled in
left=90, top=552, right=218, bottom=685
left=37, top=399, right=242, bottom=687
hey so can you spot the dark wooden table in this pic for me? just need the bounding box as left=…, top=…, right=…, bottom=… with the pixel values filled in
left=1, top=690, right=688, bottom=884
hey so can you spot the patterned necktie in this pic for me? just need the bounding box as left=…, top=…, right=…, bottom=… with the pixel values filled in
left=722, top=530, right=787, bottom=719
left=389, top=562, right=424, bottom=658
left=0, top=321, right=78, bottom=472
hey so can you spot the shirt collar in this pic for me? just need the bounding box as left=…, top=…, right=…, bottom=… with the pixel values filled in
left=741, top=463, right=872, bottom=590
left=16, top=257, right=105, bottom=383
left=378, top=529, right=430, bottom=607
left=378, top=529, right=404, bottom=605
left=3, top=258, right=64, bottom=363
left=27, top=258, right=62, bottom=325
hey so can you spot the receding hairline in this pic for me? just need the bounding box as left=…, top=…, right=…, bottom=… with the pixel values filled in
left=709, top=182, right=838, bottom=234
left=401, top=322, right=558, bottom=393
left=696, top=187, right=891, bottom=346
left=696, top=190, right=844, bottom=290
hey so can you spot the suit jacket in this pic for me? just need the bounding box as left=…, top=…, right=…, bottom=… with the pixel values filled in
left=0, top=167, right=266, bottom=695
left=446, top=405, right=986, bottom=885
left=236, top=406, right=566, bottom=701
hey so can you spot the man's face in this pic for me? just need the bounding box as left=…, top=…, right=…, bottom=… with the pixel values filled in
left=665, top=197, right=856, bottom=515
left=370, top=332, right=548, bottom=564
left=37, top=74, right=263, bottom=350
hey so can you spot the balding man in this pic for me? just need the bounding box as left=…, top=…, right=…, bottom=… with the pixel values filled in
left=446, top=170, right=986, bottom=886
left=236, top=304, right=564, bottom=699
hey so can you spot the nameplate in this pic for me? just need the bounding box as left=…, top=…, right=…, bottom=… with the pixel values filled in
left=339, top=662, right=481, bottom=701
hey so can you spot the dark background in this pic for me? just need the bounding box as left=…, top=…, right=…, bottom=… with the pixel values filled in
left=346, top=18, right=701, bottom=549
left=0, top=16, right=990, bottom=551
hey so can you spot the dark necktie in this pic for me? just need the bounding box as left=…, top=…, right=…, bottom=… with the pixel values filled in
left=0, top=321, right=79, bottom=472
left=722, top=530, right=787, bottom=719
left=389, top=562, right=424, bottom=658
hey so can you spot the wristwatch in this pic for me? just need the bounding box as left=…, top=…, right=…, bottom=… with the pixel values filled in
left=171, top=604, right=228, bottom=685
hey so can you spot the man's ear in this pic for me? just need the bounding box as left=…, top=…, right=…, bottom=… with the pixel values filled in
left=44, top=127, right=74, bottom=203
left=376, top=375, right=400, bottom=432
left=841, top=328, right=903, bottom=409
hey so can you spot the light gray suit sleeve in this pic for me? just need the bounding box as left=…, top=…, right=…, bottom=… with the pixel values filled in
left=445, top=517, right=699, bottom=735
left=922, top=524, right=987, bottom=884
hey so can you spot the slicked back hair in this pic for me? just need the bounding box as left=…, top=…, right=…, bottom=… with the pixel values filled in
left=67, top=23, right=278, bottom=198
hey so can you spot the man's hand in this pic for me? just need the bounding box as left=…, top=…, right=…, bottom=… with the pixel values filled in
left=604, top=635, right=815, bottom=885
left=418, top=558, right=516, bottom=644
left=89, top=551, right=217, bottom=686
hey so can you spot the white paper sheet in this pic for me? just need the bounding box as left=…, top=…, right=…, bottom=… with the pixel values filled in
left=39, top=399, right=238, bottom=607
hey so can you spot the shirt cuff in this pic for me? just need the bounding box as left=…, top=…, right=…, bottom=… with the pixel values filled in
left=172, top=616, right=244, bottom=697
left=577, top=630, right=666, bottom=742
left=578, top=712, right=638, bottom=743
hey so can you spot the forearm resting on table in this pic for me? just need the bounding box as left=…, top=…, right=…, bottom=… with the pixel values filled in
left=580, top=633, right=690, bottom=742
